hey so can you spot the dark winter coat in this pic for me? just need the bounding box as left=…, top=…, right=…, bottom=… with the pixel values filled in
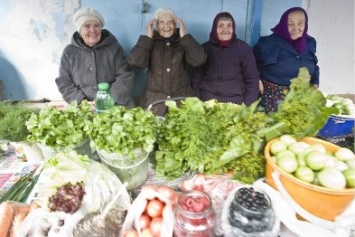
left=55, top=30, right=135, bottom=108
left=192, top=38, right=260, bottom=106
left=128, top=30, right=207, bottom=116
left=253, top=33, right=319, bottom=86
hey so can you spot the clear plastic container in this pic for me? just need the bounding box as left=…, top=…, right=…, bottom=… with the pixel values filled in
left=95, top=82, right=115, bottom=113
left=174, top=190, right=216, bottom=237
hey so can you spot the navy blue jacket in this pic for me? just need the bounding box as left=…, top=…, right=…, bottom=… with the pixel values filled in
left=253, top=33, right=319, bottom=86
left=192, top=38, right=259, bottom=106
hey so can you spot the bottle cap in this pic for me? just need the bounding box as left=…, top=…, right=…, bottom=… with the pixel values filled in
left=98, top=82, right=109, bottom=90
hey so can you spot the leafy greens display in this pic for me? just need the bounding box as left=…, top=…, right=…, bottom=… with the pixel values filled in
left=155, top=68, right=336, bottom=183
left=26, top=101, right=93, bottom=150
left=87, top=106, right=159, bottom=159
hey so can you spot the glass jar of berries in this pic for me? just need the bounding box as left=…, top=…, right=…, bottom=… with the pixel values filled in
left=228, top=186, right=276, bottom=236
left=173, top=190, right=216, bottom=237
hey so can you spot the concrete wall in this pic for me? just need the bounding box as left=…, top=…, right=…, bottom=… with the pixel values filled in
left=302, top=0, right=354, bottom=98
left=0, top=0, right=353, bottom=101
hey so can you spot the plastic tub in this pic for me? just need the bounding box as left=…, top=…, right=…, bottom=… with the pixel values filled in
left=264, top=137, right=355, bottom=222
left=37, top=138, right=92, bottom=160
left=318, top=114, right=355, bottom=137
left=98, top=148, right=149, bottom=190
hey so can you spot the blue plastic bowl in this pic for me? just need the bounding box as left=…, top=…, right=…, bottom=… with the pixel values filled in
left=318, top=115, right=355, bottom=137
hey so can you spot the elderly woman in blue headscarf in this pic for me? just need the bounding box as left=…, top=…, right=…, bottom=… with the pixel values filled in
left=192, top=12, right=260, bottom=106
left=253, top=7, right=320, bottom=113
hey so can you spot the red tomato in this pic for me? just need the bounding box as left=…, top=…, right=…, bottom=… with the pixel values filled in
left=150, top=216, right=163, bottom=237
left=141, top=228, right=154, bottom=237
left=123, top=229, right=138, bottom=237
left=139, top=214, right=151, bottom=231
left=146, top=199, right=165, bottom=218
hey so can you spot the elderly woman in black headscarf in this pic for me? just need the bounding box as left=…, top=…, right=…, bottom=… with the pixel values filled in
left=253, top=7, right=320, bottom=113
left=192, top=12, right=260, bottom=106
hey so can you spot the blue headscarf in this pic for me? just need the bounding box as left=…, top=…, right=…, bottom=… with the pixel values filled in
left=272, top=7, right=308, bottom=53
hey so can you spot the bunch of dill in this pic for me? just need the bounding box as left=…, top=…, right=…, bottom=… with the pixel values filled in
left=0, top=101, right=40, bottom=142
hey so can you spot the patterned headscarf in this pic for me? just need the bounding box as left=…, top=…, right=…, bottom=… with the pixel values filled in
left=271, top=7, right=308, bottom=53
left=210, top=12, right=236, bottom=47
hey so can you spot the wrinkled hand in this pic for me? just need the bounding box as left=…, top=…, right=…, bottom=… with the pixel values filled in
left=146, top=18, right=157, bottom=38
left=259, top=80, right=264, bottom=94
left=175, top=18, right=186, bottom=38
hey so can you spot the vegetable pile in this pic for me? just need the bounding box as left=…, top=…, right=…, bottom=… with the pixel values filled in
left=154, top=68, right=335, bottom=183
left=0, top=170, right=40, bottom=203
left=26, top=101, right=93, bottom=150
left=87, top=106, right=159, bottom=159
left=269, top=135, right=355, bottom=189
left=122, top=184, right=179, bottom=237
left=0, top=101, right=40, bottom=142
left=48, top=181, right=85, bottom=213
left=323, top=94, right=355, bottom=116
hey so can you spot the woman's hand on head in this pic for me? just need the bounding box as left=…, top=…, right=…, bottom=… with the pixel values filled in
left=176, top=18, right=186, bottom=37
left=146, top=18, right=157, bottom=38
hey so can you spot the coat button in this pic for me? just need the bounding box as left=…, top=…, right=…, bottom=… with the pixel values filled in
left=167, top=68, right=171, bottom=72
left=166, top=42, right=170, bottom=46
left=90, top=67, right=94, bottom=70
left=296, top=56, right=300, bottom=58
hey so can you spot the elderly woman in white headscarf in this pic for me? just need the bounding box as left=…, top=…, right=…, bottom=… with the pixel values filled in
left=55, top=7, right=134, bottom=108
left=128, top=7, right=206, bottom=116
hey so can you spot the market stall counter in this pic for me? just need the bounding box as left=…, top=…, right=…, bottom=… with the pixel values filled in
left=0, top=141, right=354, bottom=237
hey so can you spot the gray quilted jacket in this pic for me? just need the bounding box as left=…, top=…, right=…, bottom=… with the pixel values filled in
left=55, top=30, right=134, bottom=108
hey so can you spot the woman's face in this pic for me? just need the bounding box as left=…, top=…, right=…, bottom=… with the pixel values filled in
left=217, top=19, right=233, bottom=41
left=288, top=11, right=306, bottom=40
left=80, top=20, right=102, bottom=47
left=156, top=12, right=176, bottom=38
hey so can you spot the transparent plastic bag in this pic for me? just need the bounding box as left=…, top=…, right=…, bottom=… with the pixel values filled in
left=119, top=188, right=174, bottom=237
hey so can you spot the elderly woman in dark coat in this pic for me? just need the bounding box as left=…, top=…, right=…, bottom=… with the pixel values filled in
left=55, top=8, right=135, bottom=108
left=128, top=7, right=207, bottom=116
left=192, top=12, right=259, bottom=106
left=253, top=7, right=319, bottom=113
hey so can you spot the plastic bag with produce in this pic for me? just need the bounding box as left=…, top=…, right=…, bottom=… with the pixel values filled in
left=120, top=184, right=177, bottom=237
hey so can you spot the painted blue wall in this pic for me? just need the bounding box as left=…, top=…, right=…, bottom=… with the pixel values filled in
left=0, top=0, right=300, bottom=100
